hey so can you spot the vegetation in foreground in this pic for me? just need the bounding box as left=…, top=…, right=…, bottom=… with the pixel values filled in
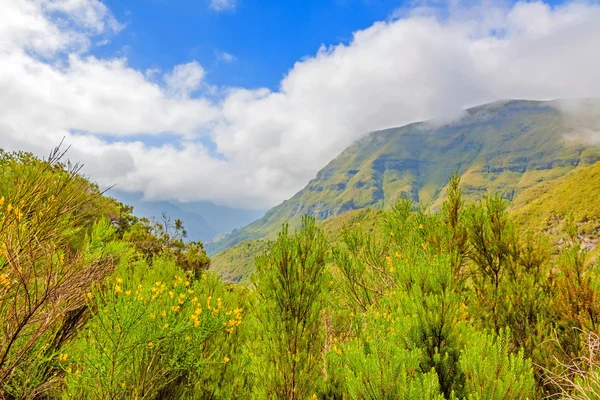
left=1, top=148, right=600, bottom=399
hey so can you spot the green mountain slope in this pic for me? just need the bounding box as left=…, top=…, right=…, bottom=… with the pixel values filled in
left=212, top=161, right=600, bottom=284
left=512, top=161, right=600, bottom=258
left=207, top=99, right=600, bottom=255
left=210, top=208, right=384, bottom=283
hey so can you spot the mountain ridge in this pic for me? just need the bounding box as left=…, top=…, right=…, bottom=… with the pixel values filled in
left=207, top=98, right=600, bottom=255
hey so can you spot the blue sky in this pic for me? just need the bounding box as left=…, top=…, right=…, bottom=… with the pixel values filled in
left=97, top=0, right=405, bottom=90
left=1, top=0, right=599, bottom=208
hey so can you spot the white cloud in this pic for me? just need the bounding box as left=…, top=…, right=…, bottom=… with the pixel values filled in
left=209, top=0, right=237, bottom=12
left=1, top=0, right=600, bottom=209
left=217, top=51, right=236, bottom=63
left=164, top=61, right=206, bottom=97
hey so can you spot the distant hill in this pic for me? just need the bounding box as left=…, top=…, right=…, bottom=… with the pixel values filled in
left=109, top=190, right=264, bottom=242
left=210, top=208, right=384, bottom=284
left=207, top=99, right=600, bottom=255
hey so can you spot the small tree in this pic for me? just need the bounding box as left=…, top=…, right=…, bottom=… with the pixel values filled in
left=253, top=216, right=328, bottom=400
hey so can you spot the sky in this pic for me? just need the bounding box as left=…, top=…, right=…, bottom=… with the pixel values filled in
left=1, top=0, right=600, bottom=209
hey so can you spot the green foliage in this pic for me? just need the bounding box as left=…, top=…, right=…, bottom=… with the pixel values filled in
left=63, top=257, right=236, bottom=399
left=3, top=145, right=600, bottom=399
left=253, top=216, right=328, bottom=400
left=123, top=214, right=211, bottom=279
left=459, top=329, right=535, bottom=399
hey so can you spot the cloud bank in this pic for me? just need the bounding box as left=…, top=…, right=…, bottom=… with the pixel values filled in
left=1, top=0, right=600, bottom=208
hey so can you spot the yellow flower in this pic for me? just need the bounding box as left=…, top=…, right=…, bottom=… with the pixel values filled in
left=185, top=336, right=191, bottom=342
left=6, top=204, right=12, bottom=213
left=171, top=306, right=180, bottom=313
left=169, top=291, right=174, bottom=299
left=115, top=285, right=123, bottom=294
left=385, top=256, right=393, bottom=264
left=115, top=278, right=123, bottom=284
left=58, top=353, right=68, bottom=362
left=161, top=311, right=167, bottom=317
left=163, top=324, right=169, bottom=329
left=193, top=319, right=200, bottom=328
left=224, top=356, right=230, bottom=363
left=121, top=382, right=126, bottom=388
left=389, top=267, right=395, bottom=273
left=125, top=290, right=131, bottom=296
left=418, top=224, right=423, bottom=229
left=66, top=366, right=72, bottom=373
left=148, top=342, right=153, bottom=348
left=0, top=197, right=4, bottom=205
left=390, top=231, right=394, bottom=237
left=86, top=292, right=93, bottom=300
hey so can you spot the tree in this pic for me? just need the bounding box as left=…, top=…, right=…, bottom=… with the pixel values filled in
left=253, top=216, right=328, bottom=399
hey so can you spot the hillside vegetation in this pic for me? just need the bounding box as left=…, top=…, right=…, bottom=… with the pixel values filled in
left=211, top=208, right=384, bottom=283
left=211, top=161, right=600, bottom=284
left=208, top=99, right=600, bottom=255
left=3, top=148, right=600, bottom=398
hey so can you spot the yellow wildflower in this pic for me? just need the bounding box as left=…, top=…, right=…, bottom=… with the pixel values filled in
left=114, top=285, right=123, bottom=294
left=148, top=342, right=153, bottom=348
left=224, top=356, right=230, bottom=363
left=58, top=353, right=68, bottom=362
left=163, top=324, right=169, bottom=330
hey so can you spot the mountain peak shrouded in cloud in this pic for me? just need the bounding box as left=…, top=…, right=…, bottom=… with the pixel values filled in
left=1, top=0, right=600, bottom=210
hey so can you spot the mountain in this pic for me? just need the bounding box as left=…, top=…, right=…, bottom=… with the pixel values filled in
left=207, top=99, right=600, bottom=255
left=211, top=161, right=600, bottom=284
left=210, top=208, right=384, bottom=283
left=108, top=190, right=264, bottom=242
left=175, top=201, right=265, bottom=235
